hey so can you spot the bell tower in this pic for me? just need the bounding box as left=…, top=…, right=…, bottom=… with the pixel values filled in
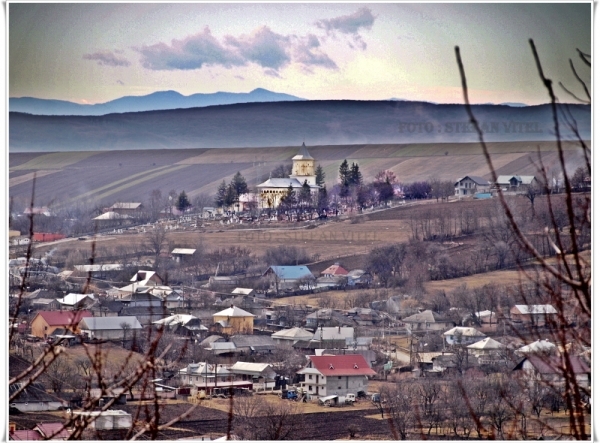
left=290, top=142, right=316, bottom=186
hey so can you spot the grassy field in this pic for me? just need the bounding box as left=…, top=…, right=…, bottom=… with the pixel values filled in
left=9, top=141, right=587, bottom=207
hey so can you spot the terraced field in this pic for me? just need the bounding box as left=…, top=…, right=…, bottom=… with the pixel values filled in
left=9, top=141, right=587, bottom=208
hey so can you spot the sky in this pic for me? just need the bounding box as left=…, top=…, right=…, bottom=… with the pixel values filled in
left=8, top=3, right=592, bottom=105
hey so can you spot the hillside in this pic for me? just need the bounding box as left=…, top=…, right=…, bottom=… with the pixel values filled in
left=9, top=141, right=587, bottom=208
left=9, top=100, right=590, bottom=152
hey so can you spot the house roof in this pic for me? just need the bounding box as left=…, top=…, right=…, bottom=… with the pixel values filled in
left=347, top=269, right=370, bottom=279
left=74, top=264, right=123, bottom=272
left=321, top=264, right=349, bottom=275
left=416, top=352, right=445, bottom=363
left=110, top=202, right=142, bottom=209
left=94, top=211, right=132, bottom=220
left=257, top=177, right=304, bottom=188
left=208, top=342, right=237, bottom=351
left=304, top=354, right=376, bottom=376
left=517, top=339, right=556, bottom=353
left=34, top=423, right=71, bottom=439
left=475, top=310, right=495, bottom=318
left=513, top=304, right=558, bottom=314
left=56, top=293, right=95, bottom=306
left=312, top=326, right=355, bottom=341
left=9, top=383, right=58, bottom=404
left=229, top=362, right=275, bottom=376
left=467, top=337, right=504, bottom=350
left=200, top=335, right=225, bottom=346
left=402, top=310, right=449, bottom=323
left=10, top=430, right=42, bottom=440
left=172, top=248, right=196, bottom=255
left=35, top=310, right=92, bottom=327
left=79, top=316, right=142, bottom=331
left=264, top=265, right=315, bottom=280
left=130, top=270, right=160, bottom=284
left=292, top=142, right=314, bottom=160
left=213, top=306, right=255, bottom=318
left=181, top=363, right=231, bottom=376
left=514, top=355, right=590, bottom=375
left=443, top=327, right=486, bottom=337
left=271, top=327, right=313, bottom=340
left=456, top=176, right=489, bottom=186
left=153, top=314, right=207, bottom=330
left=232, top=288, right=254, bottom=295
left=230, top=335, right=275, bottom=348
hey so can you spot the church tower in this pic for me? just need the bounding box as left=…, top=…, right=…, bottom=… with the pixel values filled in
left=290, top=142, right=316, bottom=186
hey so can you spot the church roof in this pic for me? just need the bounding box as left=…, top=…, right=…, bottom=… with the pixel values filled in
left=292, top=142, right=314, bottom=160
left=257, top=178, right=304, bottom=188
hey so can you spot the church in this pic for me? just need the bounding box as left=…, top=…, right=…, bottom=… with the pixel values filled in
left=257, top=143, right=321, bottom=209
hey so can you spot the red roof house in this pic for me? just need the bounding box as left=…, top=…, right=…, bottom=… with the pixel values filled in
left=30, top=310, right=92, bottom=339
left=33, top=423, right=71, bottom=440
left=298, top=354, right=376, bottom=399
left=9, top=430, right=42, bottom=440
left=320, top=263, right=349, bottom=277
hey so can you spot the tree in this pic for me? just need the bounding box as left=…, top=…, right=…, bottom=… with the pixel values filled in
left=224, top=184, right=237, bottom=208
left=315, top=164, right=326, bottom=186
left=523, top=181, right=541, bottom=216
left=375, top=169, right=397, bottom=185
left=231, top=171, right=249, bottom=196
left=271, top=163, right=292, bottom=178
left=144, top=225, right=168, bottom=266
left=570, top=166, right=587, bottom=190
left=385, top=384, right=417, bottom=440
left=299, top=180, right=312, bottom=210
left=215, top=180, right=227, bottom=208
left=349, top=162, right=362, bottom=186
left=176, top=191, right=191, bottom=212
left=317, top=185, right=329, bottom=214
left=375, top=177, right=394, bottom=206
left=338, top=159, right=350, bottom=198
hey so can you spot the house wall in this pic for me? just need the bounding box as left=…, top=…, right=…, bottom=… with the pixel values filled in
left=302, top=373, right=326, bottom=397
left=82, top=328, right=140, bottom=340
left=325, top=375, right=368, bottom=397
left=406, top=321, right=452, bottom=333
left=510, top=310, right=552, bottom=326
left=444, top=335, right=482, bottom=346
left=213, top=315, right=253, bottom=335
left=31, top=317, right=82, bottom=339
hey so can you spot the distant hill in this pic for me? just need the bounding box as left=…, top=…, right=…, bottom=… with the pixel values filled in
left=8, top=88, right=305, bottom=116
left=9, top=100, right=590, bottom=153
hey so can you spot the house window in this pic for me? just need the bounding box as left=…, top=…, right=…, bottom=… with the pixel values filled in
left=309, top=386, right=312, bottom=391
left=338, top=376, right=342, bottom=379
left=309, top=375, right=313, bottom=380
left=426, top=323, right=430, bottom=328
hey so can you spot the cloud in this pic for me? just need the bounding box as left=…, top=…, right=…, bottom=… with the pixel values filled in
left=224, top=26, right=291, bottom=70
left=135, top=26, right=244, bottom=70
left=136, top=25, right=338, bottom=75
left=293, top=34, right=338, bottom=70
left=82, top=50, right=131, bottom=67
left=315, top=7, right=375, bottom=50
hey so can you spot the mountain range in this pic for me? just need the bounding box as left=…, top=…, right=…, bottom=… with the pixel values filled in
left=9, top=88, right=305, bottom=116
left=9, top=100, right=590, bottom=152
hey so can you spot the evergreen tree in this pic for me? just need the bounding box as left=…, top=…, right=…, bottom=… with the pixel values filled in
left=215, top=181, right=227, bottom=208
left=349, top=162, right=362, bottom=186
left=317, top=185, right=329, bottom=213
left=176, top=191, right=191, bottom=212
left=231, top=171, right=249, bottom=196
left=339, top=159, right=350, bottom=198
left=315, top=164, right=326, bottom=186
left=224, top=184, right=237, bottom=207
left=299, top=180, right=312, bottom=207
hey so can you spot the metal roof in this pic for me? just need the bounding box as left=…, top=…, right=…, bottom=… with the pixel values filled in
left=213, top=306, right=255, bottom=317
left=292, top=142, right=314, bottom=160
left=467, top=337, right=504, bottom=350
left=305, top=354, right=376, bottom=376
left=271, top=327, right=313, bottom=340
left=513, top=304, right=558, bottom=314
left=36, top=310, right=92, bottom=326
left=257, top=177, right=304, bottom=188
left=172, top=248, right=196, bottom=255
left=443, top=327, right=486, bottom=337
left=57, top=293, right=95, bottom=306
left=79, top=316, right=142, bottom=331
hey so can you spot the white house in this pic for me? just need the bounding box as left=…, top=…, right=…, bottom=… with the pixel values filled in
left=298, top=354, right=376, bottom=400
left=271, top=327, right=314, bottom=346
left=442, top=326, right=486, bottom=346
left=454, top=176, right=491, bottom=198
left=78, top=316, right=142, bottom=340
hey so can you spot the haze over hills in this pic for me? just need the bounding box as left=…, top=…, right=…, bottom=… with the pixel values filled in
left=9, top=100, right=590, bottom=153
left=8, top=88, right=305, bottom=116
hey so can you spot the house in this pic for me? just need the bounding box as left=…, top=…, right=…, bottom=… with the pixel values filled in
left=263, top=265, right=315, bottom=292
left=513, top=355, right=590, bottom=389
left=117, top=270, right=164, bottom=297
left=516, top=339, right=557, bottom=356
left=153, top=314, right=208, bottom=336
left=230, top=335, right=276, bottom=355
left=442, top=326, right=486, bottom=346
left=312, top=326, right=355, bottom=342
left=93, top=211, right=131, bottom=221
left=454, top=176, right=491, bottom=198
left=30, top=310, right=92, bottom=339
left=73, top=264, right=124, bottom=279
left=321, top=263, right=348, bottom=278
left=33, top=423, right=72, bottom=440
left=212, top=305, right=255, bottom=335
left=78, top=316, right=142, bottom=340
left=205, top=341, right=238, bottom=356
left=346, top=269, right=373, bottom=287
left=467, top=337, right=507, bottom=364
left=56, top=293, right=96, bottom=310
left=107, top=202, right=143, bottom=216
left=510, top=304, right=558, bottom=327
left=229, top=362, right=278, bottom=389
left=9, top=383, right=67, bottom=412
left=402, top=310, right=455, bottom=334
left=30, top=298, right=61, bottom=311
left=232, top=288, right=255, bottom=297
left=179, top=362, right=232, bottom=386
left=271, top=327, right=314, bottom=346
left=171, top=248, right=196, bottom=263
left=297, top=354, right=376, bottom=399
left=346, top=307, right=384, bottom=327
left=71, top=410, right=132, bottom=430
left=475, top=310, right=498, bottom=332
left=495, top=175, right=538, bottom=192
left=306, top=309, right=354, bottom=328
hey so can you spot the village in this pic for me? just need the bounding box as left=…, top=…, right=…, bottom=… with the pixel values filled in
left=8, top=144, right=591, bottom=440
